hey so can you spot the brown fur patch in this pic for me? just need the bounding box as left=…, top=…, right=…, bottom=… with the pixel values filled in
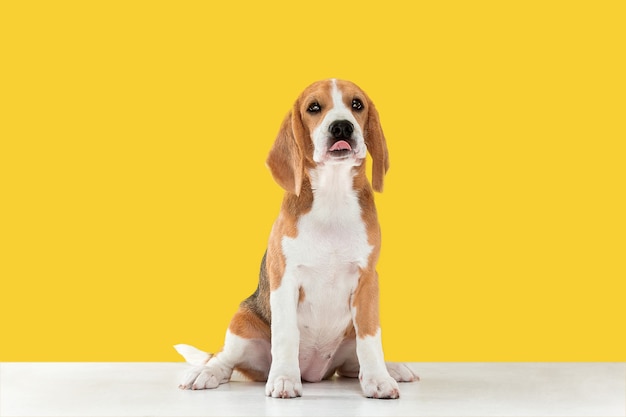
left=228, top=306, right=271, bottom=341
left=352, top=176, right=384, bottom=338
left=266, top=82, right=323, bottom=196
left=352, top=267, right=381, bottom=338
left=266, top=234, right=287, bottom=293
left=363, top=98, right=389, bottom=193
left=235, top=366, right=269, bottom=382
left=344, top=322, right=357, bottom=338
left=266, top=112, right=305, bottom=196
left=267, top=179, right=314, bottom=291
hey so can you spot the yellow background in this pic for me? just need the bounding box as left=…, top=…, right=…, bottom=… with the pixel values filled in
left=1, top=1, right=624, bottom=362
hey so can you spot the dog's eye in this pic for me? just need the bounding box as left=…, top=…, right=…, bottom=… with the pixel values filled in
left=352, top=99, right=364, bottom=111
left=307, top=102, right=321, bottom=113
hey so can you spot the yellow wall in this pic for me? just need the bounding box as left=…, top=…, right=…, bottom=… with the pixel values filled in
left=1, top=1, right=624, bottom=361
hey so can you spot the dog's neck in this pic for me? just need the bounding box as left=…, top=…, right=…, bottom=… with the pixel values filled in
left=310, top=161, right=359, bottom=192
left=280, top=161, right=371, bottom=220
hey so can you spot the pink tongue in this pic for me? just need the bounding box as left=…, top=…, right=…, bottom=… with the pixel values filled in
left=329, top=140, right=352, bottom=151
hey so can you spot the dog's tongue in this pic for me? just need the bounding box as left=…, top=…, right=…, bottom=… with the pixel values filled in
left=329, top=140, right=352, bottom=151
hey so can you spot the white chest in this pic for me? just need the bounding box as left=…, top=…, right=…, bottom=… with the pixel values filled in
left=279, top=164, right=373, bottom=380
left=282, top=165, right=372, bottom=287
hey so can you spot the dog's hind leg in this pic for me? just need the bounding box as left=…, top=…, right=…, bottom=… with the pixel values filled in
left=178, top=306, right=271, bottom=390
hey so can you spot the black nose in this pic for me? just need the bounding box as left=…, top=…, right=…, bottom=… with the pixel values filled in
left=329, top=120, right=354, bottom=139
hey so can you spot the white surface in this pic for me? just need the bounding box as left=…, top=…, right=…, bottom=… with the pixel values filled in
left=1, top=362, right=624, bottom=416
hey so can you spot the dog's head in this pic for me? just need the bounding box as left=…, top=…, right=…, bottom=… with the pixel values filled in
left=267, top=79, right=389, bottom=195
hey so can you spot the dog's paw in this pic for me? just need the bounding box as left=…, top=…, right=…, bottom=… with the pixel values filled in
left=386, top=362, right=419, bottom=383
left=178, top=366, right=229, bottom=390
left=360, top=373, right=400, bottom=399
left=265, top=375, right=303, bottom=398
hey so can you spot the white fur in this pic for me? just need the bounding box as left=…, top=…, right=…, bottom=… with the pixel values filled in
left=354, top=328, right=400, bottom=398
left=174, top=344, right=211, bottom=366
left=266, top=276, right=303, bottom=398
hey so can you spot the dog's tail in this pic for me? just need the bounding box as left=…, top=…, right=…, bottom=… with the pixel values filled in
left=174, top=344, right=213, bottom=366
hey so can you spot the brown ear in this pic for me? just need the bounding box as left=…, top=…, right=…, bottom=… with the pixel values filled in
left=365, top=99, right=390, bottom=192
left=266, top=109, right=306, bottom=195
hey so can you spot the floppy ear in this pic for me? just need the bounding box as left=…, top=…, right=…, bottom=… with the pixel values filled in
left=365, top=99, right=390, bottom=192
left=266, top=108, right=306, bottom=196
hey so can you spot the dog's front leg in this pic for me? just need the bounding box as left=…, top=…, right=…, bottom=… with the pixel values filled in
left=352, top=269, right=400, bottom=399
left=265, top=275, right=302, bottom=398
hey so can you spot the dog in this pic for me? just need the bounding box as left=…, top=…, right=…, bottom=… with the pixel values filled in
left=176, top=79, right=418, bottom=399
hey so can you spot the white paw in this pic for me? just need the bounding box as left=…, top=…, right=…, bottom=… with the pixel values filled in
left=386, top=362, right=419, bottom=382
left=265, top=375, right=302, bottom=398
left=178, top=365, right=229, bottom=390
left=360, top=373, right=400, bottom=399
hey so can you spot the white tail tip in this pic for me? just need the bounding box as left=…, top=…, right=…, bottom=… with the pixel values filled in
left=174, top=344, right=211, bottom=366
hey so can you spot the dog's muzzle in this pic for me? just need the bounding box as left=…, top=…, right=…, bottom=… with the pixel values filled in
left=328, top=120, right=355, bottom=157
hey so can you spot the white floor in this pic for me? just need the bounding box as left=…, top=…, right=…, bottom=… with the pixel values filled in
left=0, top=362, right=624, bottom=417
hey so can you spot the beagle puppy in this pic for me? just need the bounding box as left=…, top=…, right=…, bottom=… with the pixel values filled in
left=176, top=79, right=418, bottom=399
